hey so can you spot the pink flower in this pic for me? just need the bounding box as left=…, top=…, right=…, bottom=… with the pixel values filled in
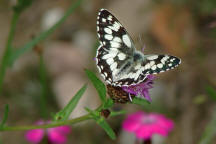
left=122, top=111, right=174, bottom=140
left=25, top=120, right=71, bottom=144
left=122, top=75, right=155, bottom=102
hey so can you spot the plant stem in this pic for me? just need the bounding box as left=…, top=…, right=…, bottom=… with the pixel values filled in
left=0, top=114, right=91, bottom=131
left=39, top=54, right=48, bottom=118
left=0, top=12, right=20, bottom=93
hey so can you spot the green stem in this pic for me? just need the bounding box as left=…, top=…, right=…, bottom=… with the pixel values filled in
left=0, top=114, right=91, bottom=131
left=0, top=12, right=20, bottom=93
left=39, top=55, right=48, bottom=118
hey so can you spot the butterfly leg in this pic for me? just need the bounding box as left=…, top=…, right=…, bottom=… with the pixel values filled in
left=128, top=93, right=133, bottom=102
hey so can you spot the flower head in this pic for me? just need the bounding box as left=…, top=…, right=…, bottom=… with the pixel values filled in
left=122, top=111, right=174, bottom=140
left=122, top=75, right=155, bottom=102
left=25, top=120, right=71, bottom=144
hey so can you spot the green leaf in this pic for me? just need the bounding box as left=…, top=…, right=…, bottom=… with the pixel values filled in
left=199, top=107, right=216, bottom=144
left=85, top=69, right=106, bottom=103
left=0, top=104, right=9, bottom=128
left=96, top=117, right=116, bottom=140
left=206, top=86, right=216, bottom=101
left=54, top=84, right=87, bottom=121
left=132, top=97, right=150, bottom=105
left=9, top=0, right=83, bottom=66
left=85, top=107, right=116, bottom=140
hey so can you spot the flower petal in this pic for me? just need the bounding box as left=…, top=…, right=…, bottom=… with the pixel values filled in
left=47, top=126, right=71, bottom=144
left=25, top=129, right=45, bottom=143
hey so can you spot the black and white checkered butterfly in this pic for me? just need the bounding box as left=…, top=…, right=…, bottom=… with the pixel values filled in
left=96, top=9, right=181, bottom=87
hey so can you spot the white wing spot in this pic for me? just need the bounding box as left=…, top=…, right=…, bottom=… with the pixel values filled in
left=122, top=34, right=131, bottom=47
left=108, top=25, right=119, bottom=32
left=106, top=58, right=114, bottom=65
left=110, top=41, right=120, bottom=48
left=104, top=34, right=113, bottom=40
left=104, top=28, right=112, bottom=34
left=109, top=50, right=118, bottom=57
left=102, top=18, right=106, bottom=23
left=113, top=22, right=121, bottom=30
left=110, top=62, right=117, bottom=71
left=104, top=72, right=108, bottom=77
left=147, top=55, right=158, bottom=60
left=145, top=63, right=150, bottom=69
left=150, top=61, right=155, bottom=66
left=170, top=58, right=175, bottom=62
left=168, top=63, right=172, bottom=67
left=107, top=15, right=112, bottom=21
left=151, top=65, right=157, bottom=70
left=102, top=53, right=113, bottom=59
left=113, top=37, right=121, bottom=42
left=135, top=63, right=141, bottom=70
left=157, top=63, right=163, bottom=68
left=118, top=53, right=126, bottom=60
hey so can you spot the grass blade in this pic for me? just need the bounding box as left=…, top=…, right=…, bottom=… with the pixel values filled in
left=85, top=69, right=106, bottom=103
left=54, top=84, right=87, bottom=121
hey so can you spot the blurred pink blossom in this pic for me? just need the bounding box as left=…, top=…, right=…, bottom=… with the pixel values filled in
left=25, top=120, right=71, bottom=144
left=122, top=111, right=174, bottom=140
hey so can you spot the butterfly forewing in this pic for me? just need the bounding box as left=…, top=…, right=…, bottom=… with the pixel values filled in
left=96, top=9, right=136, bottom=85
left=96, top=9, right=181, bottom=87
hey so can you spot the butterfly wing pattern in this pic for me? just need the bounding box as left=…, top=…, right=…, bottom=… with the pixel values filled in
left=96, top=9, right=181, bottom=87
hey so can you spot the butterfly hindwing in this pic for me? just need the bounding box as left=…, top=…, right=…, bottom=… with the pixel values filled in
left=143, top=55, right=181, bottom=75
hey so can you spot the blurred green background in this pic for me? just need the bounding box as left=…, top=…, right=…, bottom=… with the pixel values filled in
left=0, top=0, right=216, bottom=143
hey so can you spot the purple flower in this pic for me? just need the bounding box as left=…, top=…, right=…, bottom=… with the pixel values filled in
left=25, top=120, right=71, bottom=144
left=122, top=75, right=155, bottom=102
left=122, top=111, right=174, bottom=140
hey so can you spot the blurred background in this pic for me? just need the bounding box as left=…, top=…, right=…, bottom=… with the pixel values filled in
left=0, top=0, right=216, bottom=143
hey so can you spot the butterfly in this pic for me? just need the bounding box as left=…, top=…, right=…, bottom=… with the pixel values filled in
left=96, top=9, right=181, bottom=87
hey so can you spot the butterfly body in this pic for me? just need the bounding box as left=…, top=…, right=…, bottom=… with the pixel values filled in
left=96, top=9, right=181, bottom=87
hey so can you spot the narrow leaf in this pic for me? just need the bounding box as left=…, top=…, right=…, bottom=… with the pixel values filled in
left=0, top=104, right=9, bottom=127
left=54, top=84, right=87, bottom=121
left=206, top=86, right=216, bottom=101
left=132, top=97, right=150, bottom=105
left=85, top=107, right=116, bottom=140
left=96, top=118, right=116, bottom=140
left=85, top=69, right=106, bottom=103
left=199, top=107, right=216, bottom=144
